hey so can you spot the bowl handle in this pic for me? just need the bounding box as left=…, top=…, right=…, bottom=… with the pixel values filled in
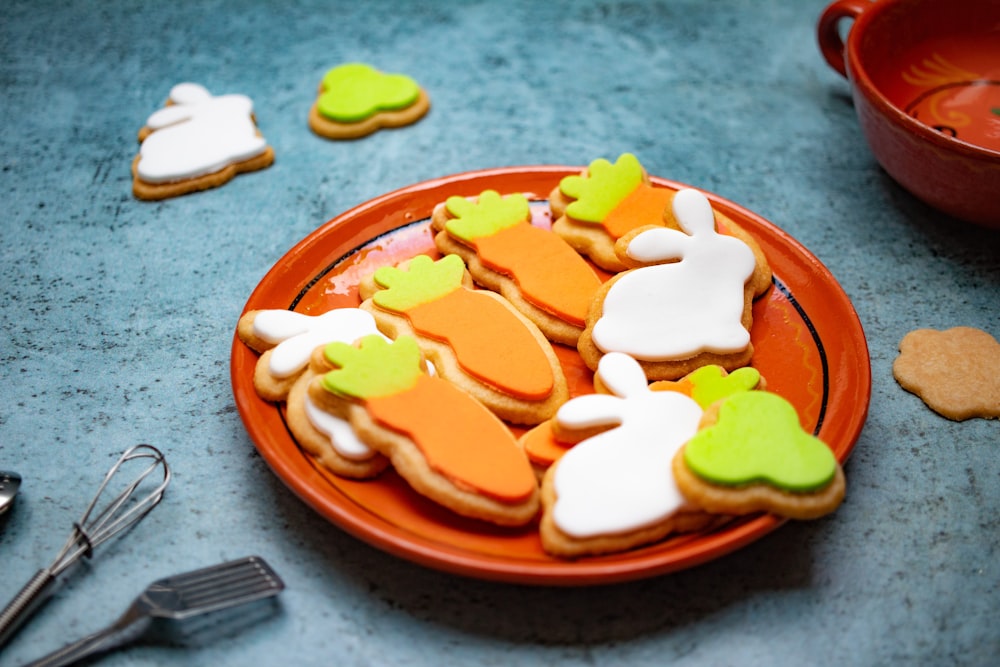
left=817, top=0, right=872, bottom=78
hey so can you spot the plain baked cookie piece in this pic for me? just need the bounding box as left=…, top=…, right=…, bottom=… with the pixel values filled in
left=133, top=83, right=274, bottom=200
left=577, top=188, right=771, bottom=382
left=892, top=326, right=1000, bottom=420
left=308, top=63, right=430, bottom=139
left=430, top=190, right=603, bottom=346
left=308, top=335, right=540, bottom=526
left=673, top=391, right=846, bottom=520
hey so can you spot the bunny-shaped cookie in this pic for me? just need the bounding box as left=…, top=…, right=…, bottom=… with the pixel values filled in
left=237, top=307, right=391, bottom=479
left=133, top=83, right=274, bottom=199
left=578, top=188, right=759, bottom=381
left=539, top=352, right=715, bottom=557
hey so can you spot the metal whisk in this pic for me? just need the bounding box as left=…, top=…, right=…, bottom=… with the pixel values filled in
left=0, top=444, right=170, bottom=648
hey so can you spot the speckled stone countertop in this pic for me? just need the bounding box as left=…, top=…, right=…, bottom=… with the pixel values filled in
left=1, top=1, right=998, bottom=665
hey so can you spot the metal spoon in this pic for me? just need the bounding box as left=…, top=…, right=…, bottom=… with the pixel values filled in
left=0, top=470, right=22, bottom=515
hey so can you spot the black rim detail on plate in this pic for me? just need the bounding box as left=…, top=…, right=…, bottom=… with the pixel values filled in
left=771, top=275, right=830, bottom=435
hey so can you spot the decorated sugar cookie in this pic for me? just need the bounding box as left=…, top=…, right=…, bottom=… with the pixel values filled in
left=548, top=153, right=672, bottom=272
left=237, top=308, right=391, bottom=478
left=431, top=190, right=603, bottom=346
left=539, top=353, right=721, bottom=558
left=578, top=188, right=764, bottom=381
left=521, top=364, right=764, bottom=474
left=648, top=364, right=763, bottom=407
left=237, top=308, right=386, bottom=401
left=892, top=326, right=1000, bottom=421
left=308, top=335, right=539, bottom=526
left=308, top=63, right=430, bottom=139
left=359, top=254, right=568, bottom=424
left=133, top=83, right=274, bottom=200
left=284, top=346, right=390, bottom=480
left=673, top=391, right=846, bottom=520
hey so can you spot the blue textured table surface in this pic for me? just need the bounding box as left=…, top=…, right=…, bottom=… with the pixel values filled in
left=2, top=1, right=998, bottom=665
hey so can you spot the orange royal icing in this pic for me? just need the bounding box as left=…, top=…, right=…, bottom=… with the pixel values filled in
left=602, top=184, right=672, bottom=239
left=367, top=374, right=537, bottom=503
left=472, top=223, right=601, bottom=327
left=521, top=420, right=573, bottom=467
left=404, top=287, right=555, bottom=400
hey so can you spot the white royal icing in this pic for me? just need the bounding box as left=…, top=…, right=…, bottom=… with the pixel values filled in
left=252, top=309, right=384, bottom=379
left=303, top=394, right=375, bottom=461
left=136, top=83, right=268, bottom=183
left=591, top=188, right=757, bottom=360
left=551, top=352, right=703, bottom=538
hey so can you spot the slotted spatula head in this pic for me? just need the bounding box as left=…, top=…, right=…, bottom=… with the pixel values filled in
left=137, top=556, right=285, bottom=620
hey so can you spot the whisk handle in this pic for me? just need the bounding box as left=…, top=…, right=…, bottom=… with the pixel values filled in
left=0, top=568, right=59, bottom=648
left=21, top=623, right=129, bottom=667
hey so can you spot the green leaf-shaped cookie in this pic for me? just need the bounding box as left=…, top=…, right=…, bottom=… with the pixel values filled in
left=686, top=365, right=761, bottom=409
left=683, top=391, right=837, bottom=492
left=317, top=63, right=421, bottom=123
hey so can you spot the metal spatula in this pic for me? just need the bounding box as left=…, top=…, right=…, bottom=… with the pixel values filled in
left=23, top=555, right=284, bottom=667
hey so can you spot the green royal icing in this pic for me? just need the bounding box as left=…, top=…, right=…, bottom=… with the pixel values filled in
left=317, top=63, right=420, bottom=123
left=560, top=153, right=644, bottom=224
left=683, top=391, right=837, bottom=493
left=322, top=334, right=422, bottom=400
left=688, top=366, right=761, bottom=409
left=371, top=254, right=465, bottom=313
left=444, top=190, right=530, bottom=242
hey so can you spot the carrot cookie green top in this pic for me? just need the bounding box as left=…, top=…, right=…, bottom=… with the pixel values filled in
left=558, top=153, right=671, bottom=239
left=561, top=153, right=645, bottom=223
left=321, top=334, right=537, bottom=504
left=443, top=190, right=530, bottom=242
left=321, top=334, right=422, bottom=399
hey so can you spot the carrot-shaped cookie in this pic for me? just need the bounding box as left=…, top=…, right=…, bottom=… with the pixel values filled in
left=359, top=254, right=568, bottom=424
left=549, top=153, right=672, bottom=272
left=309, top=335, right=539, bottom=526
left=431, top=190, right=603, bottom=346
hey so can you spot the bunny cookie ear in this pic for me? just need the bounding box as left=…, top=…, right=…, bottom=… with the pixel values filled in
left=596, top=352, right=649, bottom=398
left=672, top=188, right=716, bottom=236
left=168, top=82, right=213, bottom=105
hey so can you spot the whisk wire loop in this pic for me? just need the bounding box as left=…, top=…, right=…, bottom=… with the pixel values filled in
left=0, top=444, right=170, bottom=648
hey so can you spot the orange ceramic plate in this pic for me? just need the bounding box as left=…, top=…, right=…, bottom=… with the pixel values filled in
left=231, top=167, right=870, bottom=586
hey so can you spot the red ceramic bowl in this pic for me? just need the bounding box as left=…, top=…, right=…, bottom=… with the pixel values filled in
left=818, top=0, right=1000, bottom=227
